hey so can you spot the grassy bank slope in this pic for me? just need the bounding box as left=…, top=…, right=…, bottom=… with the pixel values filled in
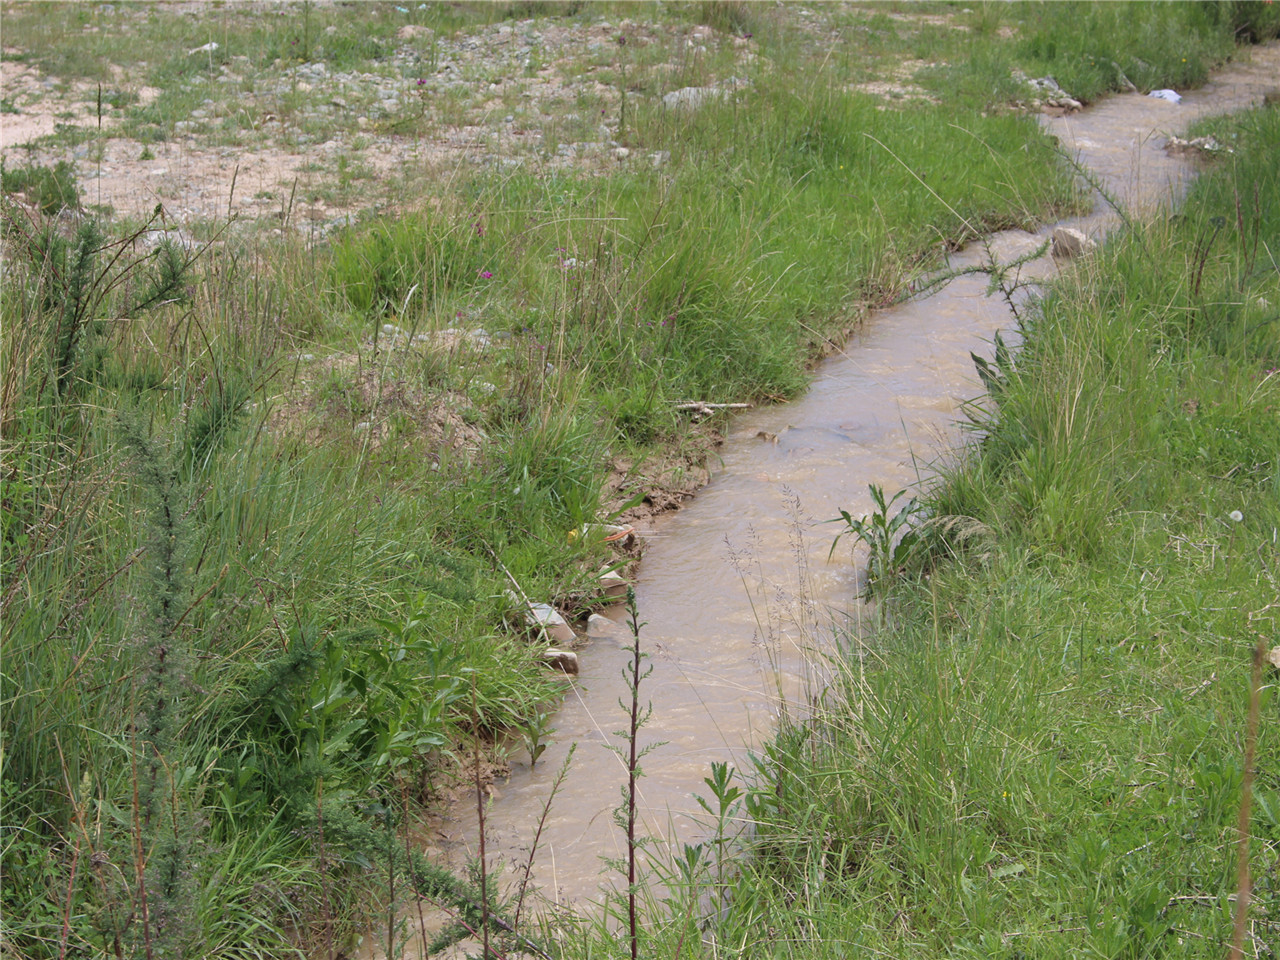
left=670, top=101, right=1280, bottom=959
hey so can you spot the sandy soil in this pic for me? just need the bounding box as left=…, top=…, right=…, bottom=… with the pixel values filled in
left=0, top=7, right=954, bottom=229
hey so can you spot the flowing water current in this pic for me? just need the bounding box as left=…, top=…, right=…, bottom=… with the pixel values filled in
left=366, top=44, right=1279, bottom=954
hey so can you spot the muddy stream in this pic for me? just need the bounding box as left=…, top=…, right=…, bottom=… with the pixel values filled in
left=381, top=44, right=1279, bottom=948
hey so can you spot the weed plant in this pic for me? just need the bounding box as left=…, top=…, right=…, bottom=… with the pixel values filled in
left=606, top=590, right=660, bottom=960
left=829, top=484, right=923, bottom=600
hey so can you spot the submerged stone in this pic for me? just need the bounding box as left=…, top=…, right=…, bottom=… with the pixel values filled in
left=1051, top=226, right=1097, bottom=259
left=541, top=648, right=579, bottom=674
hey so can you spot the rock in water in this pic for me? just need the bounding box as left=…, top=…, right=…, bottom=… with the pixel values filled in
left=598, top=567, right=629, bottom=599
left=587, top=613, right=622, bottom=639
left=1051, top=226, right=1097, bottom=259
left=542, top=648, right=579, bottom=675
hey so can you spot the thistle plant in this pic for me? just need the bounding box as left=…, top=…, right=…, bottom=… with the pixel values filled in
left=120, top=416, right=198, bottom=959
left=829, top=484, right=924, bottom=599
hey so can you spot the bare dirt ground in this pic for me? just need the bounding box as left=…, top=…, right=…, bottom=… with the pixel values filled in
left=0, top=4, right=958, bottom=232
left=1, top=58, right=156, bottom=146
left=2, top=12, right=751, bottom=229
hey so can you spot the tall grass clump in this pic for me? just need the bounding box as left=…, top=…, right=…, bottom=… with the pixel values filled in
left=326, top=211, right=496, bottom=317
left=1, top=159, right=81, bottom=215
left=0, top=200, right=565, bottom=955
left=672, top=101, right=1280, bottom=959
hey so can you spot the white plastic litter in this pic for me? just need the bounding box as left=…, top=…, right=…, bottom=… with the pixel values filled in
left=1148, top=89, right=1182, bottom=103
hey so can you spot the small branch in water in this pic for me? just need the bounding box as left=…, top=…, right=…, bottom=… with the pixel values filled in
left=671, top=401, right=753, bottom=411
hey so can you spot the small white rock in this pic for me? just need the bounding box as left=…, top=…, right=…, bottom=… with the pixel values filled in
left=526, top=602, right=575, bottom=644
left=1051, top=226, right=1097, bottom=259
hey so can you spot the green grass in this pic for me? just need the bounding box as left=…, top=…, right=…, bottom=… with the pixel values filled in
left=0, top=159, right=80, bottom=214
left=914, top=2, right=1237, bottom=105
left=0, top=212, right=569, bottom=956
left=314, top=72, right=1077, bottom=428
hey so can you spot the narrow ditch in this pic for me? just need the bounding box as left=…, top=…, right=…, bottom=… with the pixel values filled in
left=379, top=40, right=1280, bottom=946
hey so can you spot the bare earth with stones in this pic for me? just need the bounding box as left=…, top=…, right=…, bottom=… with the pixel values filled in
left=0, top=4, right=987, bottom=236
left=3, top=10, right=760, bottom=232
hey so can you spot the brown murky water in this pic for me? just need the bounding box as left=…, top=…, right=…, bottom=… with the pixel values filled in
left=379, top=42, right=1279, bottom=950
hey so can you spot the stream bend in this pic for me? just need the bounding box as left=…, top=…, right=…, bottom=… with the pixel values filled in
left=437, top=43, right=1280, bottom=914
